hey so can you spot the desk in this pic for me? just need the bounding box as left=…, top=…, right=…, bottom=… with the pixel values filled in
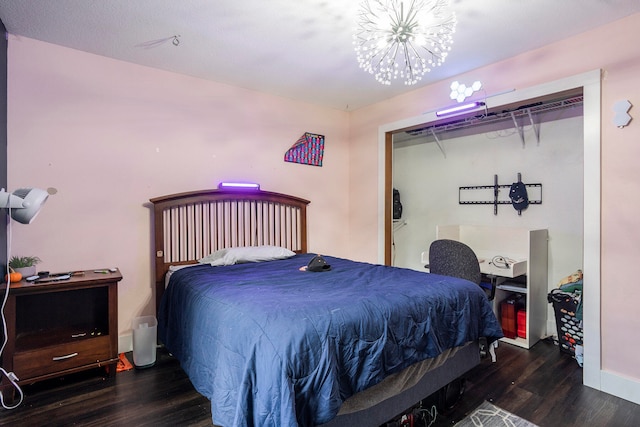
left=436, top=225, right=548, bottom=349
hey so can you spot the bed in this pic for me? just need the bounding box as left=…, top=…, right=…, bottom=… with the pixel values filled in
left=150, top=188, right=503, bottom=427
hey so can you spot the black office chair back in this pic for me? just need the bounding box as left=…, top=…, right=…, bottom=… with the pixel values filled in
left=429, top=239, right=497, bottom=361
left=428, top=239, right=482, bottom=286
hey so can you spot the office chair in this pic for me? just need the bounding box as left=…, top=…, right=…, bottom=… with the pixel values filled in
left=428, top=239, right=498, bottom=361
left=428, top=239, right=498, bottom=301
left=428, top=239, right=482, bottom=286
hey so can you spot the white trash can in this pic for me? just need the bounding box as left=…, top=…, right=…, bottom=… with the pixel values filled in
left=132, top=315, right=157, bottom=368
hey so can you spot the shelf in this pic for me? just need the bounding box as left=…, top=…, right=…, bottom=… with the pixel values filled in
left=15, top=328, right=108, bottom=352
left=479, top=257, right=527, bottom=278
left=437, top=225, right=548, bottom=350
left=499, top=336, right=528, bottom=347
left=497, top=282, right=527, bottom=293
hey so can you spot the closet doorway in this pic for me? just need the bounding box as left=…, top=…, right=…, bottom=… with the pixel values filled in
left=378, top=70, right=601, bottom=391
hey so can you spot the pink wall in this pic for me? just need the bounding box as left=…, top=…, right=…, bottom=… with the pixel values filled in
left=7, top=37, right=350, bottom=343
left=349, top=14, right=640, bottom=388
left=7, top=12, right=640, bottom=396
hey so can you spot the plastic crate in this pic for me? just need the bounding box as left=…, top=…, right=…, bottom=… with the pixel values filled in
left=548, top=289, right=583, bottom=355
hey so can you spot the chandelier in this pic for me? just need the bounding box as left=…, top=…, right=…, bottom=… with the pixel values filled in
left=353, top=0, right=457, bottom=85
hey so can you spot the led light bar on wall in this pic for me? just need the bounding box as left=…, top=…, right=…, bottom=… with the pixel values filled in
left=217, top=182, right=261, bottom=190
left=435, top=101, right=485, bottom=117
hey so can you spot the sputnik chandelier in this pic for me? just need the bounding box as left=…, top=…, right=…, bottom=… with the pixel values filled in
left=353, top=0, right=457, bottom=85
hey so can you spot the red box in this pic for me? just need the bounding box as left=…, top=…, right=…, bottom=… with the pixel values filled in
left=500, top=300, right=517, bottom=339
left=517, top=309, right=526, bottom=338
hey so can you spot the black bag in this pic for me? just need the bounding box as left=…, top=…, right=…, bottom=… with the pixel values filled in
left=307, top=255, right=331, bottom=272
left=393, top=188, right=403, bottom=220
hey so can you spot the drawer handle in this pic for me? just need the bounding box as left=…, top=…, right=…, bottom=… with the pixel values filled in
left=71, top=333, right=86, bottom=338
left=52, top=352, right=79, bottom=361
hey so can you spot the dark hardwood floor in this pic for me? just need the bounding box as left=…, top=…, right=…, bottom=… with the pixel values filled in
left=1, top=339, right=639, bottom=426
left=433, top=338, right=640, bottom=427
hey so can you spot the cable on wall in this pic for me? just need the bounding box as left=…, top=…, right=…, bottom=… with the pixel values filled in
left=0, top=206, right=24, bottom=409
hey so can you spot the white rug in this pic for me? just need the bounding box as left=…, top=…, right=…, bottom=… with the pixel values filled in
left=455, top=401, right=539, bottom=427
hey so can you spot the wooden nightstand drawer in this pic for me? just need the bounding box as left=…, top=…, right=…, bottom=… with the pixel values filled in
left=14, top=336, right=113, bottom=381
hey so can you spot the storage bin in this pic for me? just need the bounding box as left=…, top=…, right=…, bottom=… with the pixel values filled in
left=517, top=309, right=526, bottom=338
left=500, top=299, right=517, bottom=339
left=132, top=315, right=157, bottom=368
left=548, top=289, right=583, bottom=356
left=500, top=293, right=524, bottom=339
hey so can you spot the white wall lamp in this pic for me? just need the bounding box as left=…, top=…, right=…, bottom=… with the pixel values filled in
left=613, top=100, right=632, bottom=128
left=0, top=188, right=49, bottom=224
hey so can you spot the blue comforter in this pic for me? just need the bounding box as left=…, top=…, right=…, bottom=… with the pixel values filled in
left=158, top=254, right=502, bottom=427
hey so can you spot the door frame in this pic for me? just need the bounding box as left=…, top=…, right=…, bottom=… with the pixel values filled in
left=376, top=69, right=602, bottom=391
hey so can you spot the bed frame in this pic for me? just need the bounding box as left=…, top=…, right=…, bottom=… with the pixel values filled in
left=150, top=188, right=309, bottom=311
left=150, top=188, right=480, bottom=426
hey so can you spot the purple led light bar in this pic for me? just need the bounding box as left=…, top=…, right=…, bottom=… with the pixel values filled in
left=435, top=101, right=485, bottom=117
left=217, top=182, right=261, bottom=190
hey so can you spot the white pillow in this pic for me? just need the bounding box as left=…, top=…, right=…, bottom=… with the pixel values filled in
left=198, top=245, right=296, bottom=267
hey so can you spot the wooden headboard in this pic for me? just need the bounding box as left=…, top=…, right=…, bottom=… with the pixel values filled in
left=149, top=189, right=310, bottom=311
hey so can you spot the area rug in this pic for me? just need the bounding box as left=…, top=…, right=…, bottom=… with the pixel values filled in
left=455, top=401, right=539, bottom=427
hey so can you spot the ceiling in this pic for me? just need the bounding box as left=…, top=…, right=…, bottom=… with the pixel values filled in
left=1, top=0, right=639, bottom=111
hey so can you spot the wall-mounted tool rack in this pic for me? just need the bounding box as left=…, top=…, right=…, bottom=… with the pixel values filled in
left=459, top=174, right=542, bottom=215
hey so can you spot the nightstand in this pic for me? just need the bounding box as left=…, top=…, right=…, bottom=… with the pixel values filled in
left=1, top=269, right=122, bottom=399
